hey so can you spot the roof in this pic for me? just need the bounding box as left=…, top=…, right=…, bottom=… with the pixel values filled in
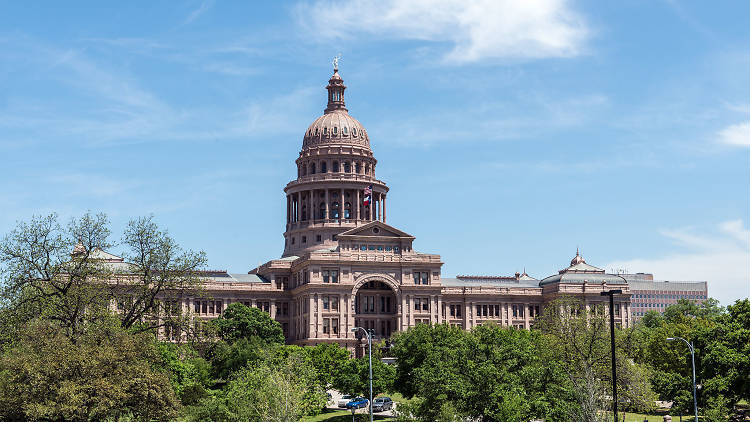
left=539, top=272, right=627, bottom=286
left=629, top=280, right=707, bottom=291
left=442, top=277, right=540, bottom=288
left=206, top=273, right=270, bottom=283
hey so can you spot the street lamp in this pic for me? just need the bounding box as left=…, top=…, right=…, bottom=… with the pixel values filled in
left=352, top=327, right=373, bottom=422
left=667, top=337, right=698, bottom=422
left=601, top=289, right=622, bottom=422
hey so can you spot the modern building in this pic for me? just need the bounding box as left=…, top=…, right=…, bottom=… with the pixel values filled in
left=164, top=66, right=635, bottom=351
left=620, top=273, right=708, bottom=320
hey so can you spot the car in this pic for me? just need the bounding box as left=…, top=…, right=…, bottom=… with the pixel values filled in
left=337, top=394, right=353, bottom=408
left=372, top=396, right=393, bottom=412
left=345, top=397, right=369, bottom=409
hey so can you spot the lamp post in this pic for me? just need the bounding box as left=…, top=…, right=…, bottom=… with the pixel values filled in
left=352, top=327, right=373, bottom=422
left=601, top=289, right=622, bottom=422
left=667, top=337, right=698, bottom=422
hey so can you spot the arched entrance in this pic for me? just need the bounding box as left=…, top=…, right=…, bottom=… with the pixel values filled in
left=353, top=280, right=398, bottom=339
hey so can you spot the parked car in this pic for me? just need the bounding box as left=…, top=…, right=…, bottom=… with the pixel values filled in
left=345, top=397, right=369, bottom=409
left=337, top=394, right=353, bottom=408
left=372, top=396, right=393, bottom=412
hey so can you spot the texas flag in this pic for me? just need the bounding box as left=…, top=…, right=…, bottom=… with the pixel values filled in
left=363, top=185, right=372, bottom=206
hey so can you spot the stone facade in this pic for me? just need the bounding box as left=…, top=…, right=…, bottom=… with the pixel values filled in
left=164, top=68, right=633, bottom=348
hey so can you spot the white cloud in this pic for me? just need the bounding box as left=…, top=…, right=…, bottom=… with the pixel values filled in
left=294, top=0, right=588, bottom=63
left=605, top=220, right=750, bottom=306
left=184, top=0, right=215, bottom=25
left=718, top=121, right=750, bottom=147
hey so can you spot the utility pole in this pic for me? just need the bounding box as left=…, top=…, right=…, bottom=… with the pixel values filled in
left=352, top=327, right=374, bottom=422
left=601, top=289, right=622, bottom=421
left=667, top=337, right=698, bottom=422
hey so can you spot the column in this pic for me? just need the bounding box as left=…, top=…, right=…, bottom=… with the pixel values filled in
left=339, top=295, right=345, bottom=337
left=524, top=303, right=530, bottom=329
left=286, top=195, right=290, bottom=223
left=309, top=189, right=314, bottom=221
left=308, top=295, right=315, bottom=339
left=436, top=295, right=442, bottom=324
left=401, top=295, right=407, bottom=330
left=347, top=295, right=355, bottom=338
left=464, top=301, right=470, bottom=329
left=369, top=191, right=373, bottom=220
left=355, top=189, right=360, bottom=221
left=430, top=295, right=436, bottom=323
left=316, top=294, right=323, bottom=336
left=341, top=188, right=345, bottom=221
left=383, top=195, right=386, bottom=223
left=271, top=301, right=277, bottom=320
left=324, top=189, right=329, bottom=222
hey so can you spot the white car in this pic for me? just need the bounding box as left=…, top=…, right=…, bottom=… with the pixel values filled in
left=337, top=394, right=352, bottom=408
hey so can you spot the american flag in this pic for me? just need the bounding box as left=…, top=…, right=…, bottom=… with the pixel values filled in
left=363, top=185, right=372, bottom=206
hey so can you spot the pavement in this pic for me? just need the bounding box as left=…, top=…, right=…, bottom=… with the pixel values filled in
left=327, top=389, right=397, bottom=417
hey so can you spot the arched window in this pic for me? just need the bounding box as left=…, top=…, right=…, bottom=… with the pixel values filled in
left=365, top=165, right=370, bottom=175
left=301, top=205, right=307, bottom=221
left=323, top=127, right=328, bottom=135
left=343, top=126, right=348, bottom=135
left=331, top=202, right=340, bottom=219
left=310, top=163, right=315, bottom=174
left=319, top=203, right=326, bottom=220
left=333, top=161, right=339, bottom=172
left=321, top=161, right=327, bottom=173
left=355, top=162, right=361, bottom=174
left=353, top=128, right=357, bottom=136
left=315, top=128, right=319, bottom=136
left=345, top=202, right=351, bottom=219
left=344, top=162, right=351, bottom=173
left=333, top=126, right=338, bottom=135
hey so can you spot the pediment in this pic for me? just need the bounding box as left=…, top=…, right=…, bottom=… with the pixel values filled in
left=338, top=221, right=415, bottom=239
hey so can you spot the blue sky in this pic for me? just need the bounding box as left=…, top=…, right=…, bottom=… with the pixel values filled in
left=1, top=1, right=749, bottom=304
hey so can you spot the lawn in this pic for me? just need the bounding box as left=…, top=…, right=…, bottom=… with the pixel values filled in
left=301, top=408, right=395, bottom=422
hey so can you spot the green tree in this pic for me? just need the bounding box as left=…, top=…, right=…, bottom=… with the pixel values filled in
left=306, top=342, right=351, bottom=388
left=213, top=302, right=284, bottom=344
left=158, top=342, right=214, bottom=405
left=0, top=318, right=180, bottom=421
left=224, top=348, right=327, bottom=421
left=333, top=354, right=396, bottom=398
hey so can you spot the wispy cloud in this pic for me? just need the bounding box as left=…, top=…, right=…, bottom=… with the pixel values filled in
left=184, top=0, right=215, bottom=25
left=605, top=220, right=750, bottom=305
left=718, top=121, right=750, bottom=147
left=293, top=0, right=588, bottom=63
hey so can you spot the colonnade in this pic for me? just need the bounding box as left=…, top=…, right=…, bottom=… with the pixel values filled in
left=286, top=188, right=386, bottom=224
left=298, top=158, right=374, bottom=178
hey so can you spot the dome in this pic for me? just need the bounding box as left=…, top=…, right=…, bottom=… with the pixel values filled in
left=570, top=248, right=585, bottom=266
left=303, top=111, right=370, bottom=149
left=301, top=68, right=371, bottom=150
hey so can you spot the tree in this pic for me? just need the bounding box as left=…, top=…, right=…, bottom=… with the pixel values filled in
left=0, top=318, right=180, bottom=421
left=223, top=348, right=327, bottom=421
left=537, top=298, right=656, bottom=421
left=116, top=215, right=207, bottom=332
left=333, top=354, right=395, bottom=398
left=213, top=302, right=284, bottom=344
left=306, top=342, right=351, bottom=388
left=0, top=213, right=207, bottom=340
left=0, top=213, right=113, bottom=342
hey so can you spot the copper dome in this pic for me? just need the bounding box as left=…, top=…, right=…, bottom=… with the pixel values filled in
left=302, top=69, right=371, bottom=150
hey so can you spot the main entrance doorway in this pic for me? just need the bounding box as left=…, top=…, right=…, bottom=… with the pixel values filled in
left=354, top=280, right=398, bottom=339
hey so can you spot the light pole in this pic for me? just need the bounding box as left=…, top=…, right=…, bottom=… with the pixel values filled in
left=667, top=336, right=698, bottom=422
left=352, top=327, right=373, bottom=422
left=601, top=289, right=622, bottom=422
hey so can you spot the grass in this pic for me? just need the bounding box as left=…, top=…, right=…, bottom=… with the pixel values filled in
left=301, top=408, right=395, bottom=422
left=604, top=412, right=694, bottom=421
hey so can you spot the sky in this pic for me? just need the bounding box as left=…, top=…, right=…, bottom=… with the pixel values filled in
left=1, top=1, right=749, bottom=305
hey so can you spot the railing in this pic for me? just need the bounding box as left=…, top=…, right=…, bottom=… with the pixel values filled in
left=285, top=174, right=388, bottom=188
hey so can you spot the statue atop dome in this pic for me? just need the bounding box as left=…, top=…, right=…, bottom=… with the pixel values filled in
left=332, top=54, right=341, bottom=71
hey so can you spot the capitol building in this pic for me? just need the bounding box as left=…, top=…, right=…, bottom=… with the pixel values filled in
left=174, top=66, right=633, bottom=349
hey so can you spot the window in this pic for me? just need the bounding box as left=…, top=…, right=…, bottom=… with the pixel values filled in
left=322, top=270, right=329, bottom=283
left=331, top=202, right=339, bottom=219
left=302, top=236, right=306, bottom=243
left=377, top=245, right=384, bottom=251
left=413, top=271, right=428, bottom=285
left=323, top=319, right=330, bottom=334
left=512, top=304, right=518, bottom=318
left=333, top=126, right=338, bottom=135
left=344, top=162, right=351, bottom=172
left=356, top=162, right=361, bottom=173
left=321, top=162, right=327, bottom=173
left=414, top=298, right=421, bottom=311
left=310, top=163, right=316, bottom=174
left=353, top=128, right=358, bottom=136
left=421, top=272, right=428, bottom=285
left=360, top=245, right=367, bottom=251
left=331, top=270, right=339, bottom=283
left=319, top=203, right=326, bottom=219
left=343, top=126, right=348, bottom=135
left=316, top=234, right=322, bottom=242
left=345, top=202, right=351, bottom=219
left=333, top=161, right=339, bottom=172
left=194, top=300, right=200, bottom=313
left=291, top=237, right=295, bottom=244
left=615, top=304, right=621, bottom=317
left=323, top=296, right=329, bottom=310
